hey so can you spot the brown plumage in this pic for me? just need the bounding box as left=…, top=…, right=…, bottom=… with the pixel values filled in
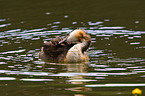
left=39, top=29, right=91, bottom=63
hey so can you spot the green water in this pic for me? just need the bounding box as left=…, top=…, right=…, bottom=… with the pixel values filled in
left=0, top=0, right=145, bottom=96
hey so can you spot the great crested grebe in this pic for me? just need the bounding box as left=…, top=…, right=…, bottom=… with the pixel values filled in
left=39, top=29, right=91, bottom=63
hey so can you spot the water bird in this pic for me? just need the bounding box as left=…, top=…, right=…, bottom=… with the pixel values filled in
left=39, top=29, right=91, bottom=63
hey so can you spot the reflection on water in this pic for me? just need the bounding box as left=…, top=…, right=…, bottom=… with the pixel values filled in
left=0, top=23, right=145, bottom=95
left=1, top=1, right=145, bottom=94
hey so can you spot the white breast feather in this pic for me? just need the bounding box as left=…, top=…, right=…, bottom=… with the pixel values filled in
left=65, top=43, right=84, bottom=62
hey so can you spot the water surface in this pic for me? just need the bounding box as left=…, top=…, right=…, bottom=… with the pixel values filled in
left=1, top=0, right=145, bottom=96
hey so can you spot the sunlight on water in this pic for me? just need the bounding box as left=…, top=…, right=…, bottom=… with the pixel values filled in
left=1, top=0, right=145, bottom=95
left=0, top=23, right=11, bottom=28
left=0, top=49, right=26, bottom=54
left=20, top=78, right=53, bottom=81
left=1, top=25, right=145, bottom=79
left=0, top=19, right=145, bottom=96
left=85, top=84, right=145, bottom=87
left=0, top=77, right=16, bottom=80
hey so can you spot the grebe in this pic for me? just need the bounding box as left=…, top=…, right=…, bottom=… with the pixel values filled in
left=39, top=29, right=91, bottom=63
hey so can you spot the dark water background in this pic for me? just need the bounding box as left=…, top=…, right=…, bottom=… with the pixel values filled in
left=1, top=0, right=145, bottom=96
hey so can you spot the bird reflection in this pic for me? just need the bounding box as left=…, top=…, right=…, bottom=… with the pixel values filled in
left=42, top=62, right=92, bottom=96
left=65, top=63, right=92, bottom=96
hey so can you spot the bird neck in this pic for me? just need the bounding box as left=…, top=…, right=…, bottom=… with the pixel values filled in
left=81, top=39, right=91, bottom=52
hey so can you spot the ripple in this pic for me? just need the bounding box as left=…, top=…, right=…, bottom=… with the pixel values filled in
left=64, top=15, right=68, bottom=18
left=20, top=78, right=53, bottom=81
left=49, top=72, right=133, bottom=77
left=6, top=29, right=21, bottom=33
left=0, top=77, right=16, bottom=80
left=72, top=22, right=77, bottom=24
left=2, top=71, right=52, bottom=76
left=0, top=19, right=6, bottom=22
left=0, top=23, right=11, bottom=28
left=92, top=64, right=109, bottom=68
left=0, top=25, right=145, bottom=92
left=130, top=42, right=140, bottom=45
left=67, top=79, right=97, bottom=82
left=0, top=62, right=7, bottom=64
left=0, top=49, right=25, bottom=54
left=99, top=26, right=125, bottom=30
left=85, top=83, right=145, bottom=87
left=88, top=21, right=103, bottom=25
left=53, top=21, right=61, bottom=24
left=23, top=28, right=47, bottom=32
left=45, top=12, right=51, bottom=15
left=105, top=68, right=126, bottom=71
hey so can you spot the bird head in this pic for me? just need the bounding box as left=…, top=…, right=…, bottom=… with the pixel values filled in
left=66, top=29, right=87, bottom=42
left=58, top=29, right=91, bottom=45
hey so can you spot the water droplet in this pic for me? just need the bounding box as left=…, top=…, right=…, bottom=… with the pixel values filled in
left=130, top=42, right=140, bottom=45
left=46, top=12, right=51, bottom=15
left=135, top=21, right=139, bottom=23
left=0, top=19, right=6, bottom=22
left=104, top=19, right=110, bottom=21
left=64, top=15, right=68, bottom=18
left=72, top=22, right=77, bottom=24
left=53, top=22, right=60, bottom=24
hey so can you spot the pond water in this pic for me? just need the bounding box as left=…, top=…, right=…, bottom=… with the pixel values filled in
left=1, top=0, right=145, bottom=96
